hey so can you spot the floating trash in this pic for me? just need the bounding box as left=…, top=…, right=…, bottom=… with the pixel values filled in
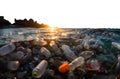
left=0, top=28, right=120, bottom=79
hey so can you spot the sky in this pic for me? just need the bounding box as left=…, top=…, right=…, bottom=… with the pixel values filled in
left=0, top=0, right=120, bottom=28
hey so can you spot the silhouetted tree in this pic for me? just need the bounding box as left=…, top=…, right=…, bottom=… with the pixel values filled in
left=13, top=18, right=50, bottom=28
left=0, top=16, right=11, bottom=27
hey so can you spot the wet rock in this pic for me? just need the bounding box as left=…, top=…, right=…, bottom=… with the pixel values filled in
left=17, top=71, right=27, bottom=79
left=4, top=72, right=15, bottom=79
left=32, top=48, right=39, bottom=55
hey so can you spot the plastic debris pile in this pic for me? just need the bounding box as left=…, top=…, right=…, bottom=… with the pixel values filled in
left=0, top=29, right=120, bottom=79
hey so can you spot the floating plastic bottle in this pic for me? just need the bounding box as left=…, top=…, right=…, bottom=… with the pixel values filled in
left=82, top=37, right=90, bottom=50
left=40, top=47, right=52, bottom=58
left=33, top=38, right=47, bottom=46
left=59, top=56, right=85, bottom=73
left=10, top=51, right=25, bottom=60
left=0, top=43, right=16, bottom=56
left=32, top=60, right=48, bottom=78
left=112, top=42, right=120, bottom=50
left=61, top=45, right=77, bottom=61
left=49, top=41, right=61, bottom=55
left=7, top=61, right=20, bottom=71
left=83, top=38, right=103, bottom=50
left=69, top=56, right=85, bottom=71
left=79, top=51, right=94, bottom=59
left=87, top=59, right=101, bottom=71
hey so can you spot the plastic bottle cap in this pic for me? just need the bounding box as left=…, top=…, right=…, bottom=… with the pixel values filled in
left=32, top=71, right=38, bottom=76
left=58, top=63, right=70, bottom=73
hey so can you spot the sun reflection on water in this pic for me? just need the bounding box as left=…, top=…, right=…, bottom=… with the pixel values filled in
left=49, top=27, right=59, bottom=40
left=50, top=27, right=55, bottom=32
left=34, top=27, right=60, bottom=40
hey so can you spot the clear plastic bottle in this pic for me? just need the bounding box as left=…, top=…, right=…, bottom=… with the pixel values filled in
left=83, top=38, right=103, bottom=50
left=32, top=60, right=48, bottom=78
left=87, top=59, right=100, bottom=71
left=112, top=42, right=120, bottom=50
left=83, top=39, right=90, bottom=50
left=9, top=51, right=25, bottom=60
left=49, top=41, right=61, bottom=55
left=33, top=38, right=47, bottom=46
left=7, top=61, right=20, bottom=71
left=0, top=43, right=16, bottom=56
left=40, top=47, right=52, bottom=58
left=61, top=45, right=77, bottom=61
left=79, top=51, right=94, bottom=59
left=90, top=59, right=100, bottom=70
left=59, top=56, right=85, bottom=73
left=69, top=56, right=85, bottom=71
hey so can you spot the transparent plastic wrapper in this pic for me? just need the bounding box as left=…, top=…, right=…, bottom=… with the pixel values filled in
left=32, top=60, right=48, bottom=78
left=61, top=45, right=77, bottom=61
left=40, top=47, right=52, bottom=58
left=0, top=43, right=16, bottom=56
left=112, top=42, right=120, bottom=50
left=7, top=61, right=20, bottom=71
